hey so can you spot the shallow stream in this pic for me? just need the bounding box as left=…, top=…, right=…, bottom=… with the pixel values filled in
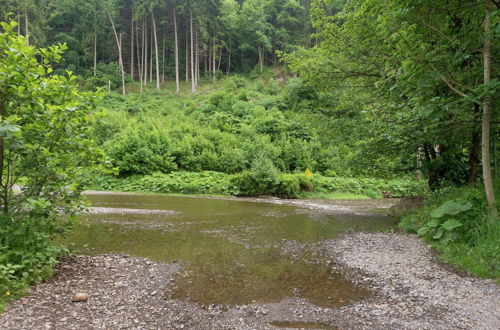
left=64, top=192, right=398, bottom=309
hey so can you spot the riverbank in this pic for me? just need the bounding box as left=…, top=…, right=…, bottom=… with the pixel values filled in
left=1, top=232, right=498, bottom=329
left=88, top=172, right=425, bottom=199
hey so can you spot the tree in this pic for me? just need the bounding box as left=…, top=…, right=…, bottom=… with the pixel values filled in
left=286, top=0, right=499, bottom=196
left=482, top=0, right=496, bottom=216
left=0, top=19, right=100, bottom=221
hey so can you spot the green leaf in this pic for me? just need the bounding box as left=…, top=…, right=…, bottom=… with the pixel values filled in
left=430, top=199, right=473, bottom=218
left=426, top=218, right=440, bottom=228
left=433, top=228, right=444, bottom=240
left=417, top=226, right=429, bottom=236
left=442, top=219, right=463, bottom=231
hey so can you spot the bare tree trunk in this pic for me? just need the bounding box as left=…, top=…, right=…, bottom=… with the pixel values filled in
left=17, top=8, right=20, bottom=34
left=137, top=22, right=143, bottom=94
left=174, top=11, right=180, bottom=93
left=227, top=37, right=231, bottom=76
left=131, top=19, right=134, bottom=80
left=93, top=33, right=97, bottom=76
left=212, top=39, right=216, bottom=82
left=144, top=18, right=148, bottom=86
left=258, top=45, right=264, bottom=72
left=190, top=9, right=195, bottom=93
left=208, top=41, right=212, bottom=73
left=195, top=28, right=199, bottom=87
left=185, top=28, right=189, bottom=83
left=25, top=13, right=29, bottom=45
left=482, top=0, right=497, bottom=217
left=152, top=11, right=160, bottom=89
left=107, top=10, right=126, bottom=95
left=204, top=49, right=208, bottom=78
left=150, top=22, right=153, bottom=84
left=162, top=23, right=166, bottom=83
left=217, top=48, right=222, bottom=72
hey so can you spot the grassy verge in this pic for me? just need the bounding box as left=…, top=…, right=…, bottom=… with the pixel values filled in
left=399, top=185, right=500, bottom=279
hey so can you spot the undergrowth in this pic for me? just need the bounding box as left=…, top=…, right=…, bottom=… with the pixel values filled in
left=88, top=171, right=424, bottom=199
left=399, top=185, right=500, bottom=279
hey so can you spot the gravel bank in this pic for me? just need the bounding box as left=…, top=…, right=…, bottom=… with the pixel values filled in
left=1, top=233, right=498, bottom=329
left=320, top=232, right=500, bottom=329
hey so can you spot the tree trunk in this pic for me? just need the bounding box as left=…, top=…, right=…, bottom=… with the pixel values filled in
left=107, top=10, right=126, bottom=95
left=174, top=11, right=180, bottom=93
left=195, top=28, right=199, bottom=87
left=25, top=13, right=29, bottom=45
left=468, top=129, right=481, bottom=186
left=208, top=41, right=212, bottom=73
left=93, top=33, right=97, bottom=76
left=152, top=11, right=160, bottom=89
left=150, top=22, right=153, bottom=84
left=227, top=37, right=231, bottom=76
left=217, top=48, right=222, bottom=72
left=185, top=28, right=189, bottom=83
left=482, top=0, right=497, bottom=217
left=137, top=22, right=143, bottom=94
left=131, top=18, right=134, bottom=80
left=144, top=18, right=148, bottom=86
left=162, top=23, right=166, bottom=83
left=213, top=38, right=216, bottom=82
left=190, top=9, right=195, bottom=93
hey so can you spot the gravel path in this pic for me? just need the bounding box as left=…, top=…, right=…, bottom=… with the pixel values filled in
left=1, top=233, right=498, bottom=329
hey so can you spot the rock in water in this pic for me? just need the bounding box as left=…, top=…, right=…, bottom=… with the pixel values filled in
left=72, top=293, right=89, bottom=302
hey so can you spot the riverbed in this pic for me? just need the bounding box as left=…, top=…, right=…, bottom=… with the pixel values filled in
left=0, top=193, right=498, bottom=329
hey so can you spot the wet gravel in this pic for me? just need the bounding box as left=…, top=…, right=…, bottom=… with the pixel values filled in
left=1, top=233, right=498, bottom=329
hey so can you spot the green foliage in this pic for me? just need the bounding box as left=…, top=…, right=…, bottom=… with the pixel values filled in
left=0, top=20, right=100, bottom=301
left=0, top=216, right=68, bottom=306
left=90, top=172, right=238, bottom=195
left=400, top=186, right=499, bottom=278
left=104, top=125, right=177, bottom=175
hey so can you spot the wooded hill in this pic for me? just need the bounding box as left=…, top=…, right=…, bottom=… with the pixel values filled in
left=1, top=0, right=330, bottom=93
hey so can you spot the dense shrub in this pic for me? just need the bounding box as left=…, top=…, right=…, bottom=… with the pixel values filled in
left=105, top=126, right=177, bottom=175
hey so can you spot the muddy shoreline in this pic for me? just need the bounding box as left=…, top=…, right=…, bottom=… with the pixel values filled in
left=1, top=231, right=498, bottom=329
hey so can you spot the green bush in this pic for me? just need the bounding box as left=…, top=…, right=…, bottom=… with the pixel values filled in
left=275, top=174, right=301, bottom=198
left=89, top=172, right=238, bottom=195
left=0, top=217, right=68, bottom=301
left=105, top=126, right=177, bottom=175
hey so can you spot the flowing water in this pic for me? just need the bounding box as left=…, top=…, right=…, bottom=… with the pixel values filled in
left=64, top=192, right=398, bottom=308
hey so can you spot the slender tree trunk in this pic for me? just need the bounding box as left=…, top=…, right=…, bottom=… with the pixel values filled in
left=190, top=9, right=195, bottom=93
left=150, top=22, right=153, bottom=84
left=137, top=22, right=143, bottom=94
left=174, top=11, right=180, bottom=93
left=93, top=33, right=97, bottom=76
left=131, top=19, right=134, bottom=80
left=185, top=28, right=189, bottom=83
left=25, top=13, right=29, bottom=45
left=17, top=8, right=20, bottom=34
left=195, top=28, right=199, bottom=87
left=208, top=41, right=212, bottom=73
left=107, top=10, right=126, bottom=95
left=482, top=0, right=497, bottom=217
left=227, top=37, right=231, bottom=76
left=162, top=23, right=166, bottom=83
left=144, top=18, right=148, bottom=86
left=217, top=48, right=222, bottom=72
left=213, top=38, right=216, bottom=82
left=204, top=50, right=208, bottom=78
left=468, top=129, right=481, bottom=186
left=152, top=12, right=160, bottom=89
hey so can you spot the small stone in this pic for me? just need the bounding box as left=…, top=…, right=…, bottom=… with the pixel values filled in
left=72, top=293, right=89, bottom=302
